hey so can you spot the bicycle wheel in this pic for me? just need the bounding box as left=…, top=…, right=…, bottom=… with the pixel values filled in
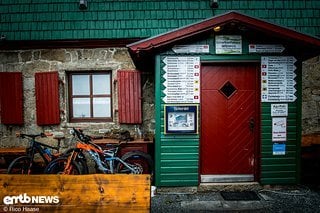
left=63, top=149, right=89, bottom=174
left=116, top=151, right=154, bottom=181
left=7, top=156, right=33, bottom=174
left=44, top=157, right=82, bottom=175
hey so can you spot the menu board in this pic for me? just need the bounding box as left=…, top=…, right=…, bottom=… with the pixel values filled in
left=162, top=57, right=200, bottom=103
left=261, top=56, right=297, bottom=102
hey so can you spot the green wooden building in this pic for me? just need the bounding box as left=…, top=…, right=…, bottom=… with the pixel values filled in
left=1, top=1, right=320, bottom=186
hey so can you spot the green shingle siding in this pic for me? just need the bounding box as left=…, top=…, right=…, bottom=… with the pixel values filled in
left=1, top=0, right=319, bottom=40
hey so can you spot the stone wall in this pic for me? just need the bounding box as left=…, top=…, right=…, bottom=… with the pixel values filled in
left=0, top=48, right=155, bottom=148
left=302, top=56, right=320, bottom=135
left=1, top=49, right=319, bottom=148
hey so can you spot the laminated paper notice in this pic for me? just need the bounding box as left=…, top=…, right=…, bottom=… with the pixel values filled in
left=272, top=117, right=287, bottom=142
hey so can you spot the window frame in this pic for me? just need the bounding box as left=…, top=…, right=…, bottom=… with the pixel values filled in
left=68, top=71, right=113, bottom=123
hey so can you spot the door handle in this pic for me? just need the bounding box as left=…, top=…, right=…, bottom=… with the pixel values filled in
left=249, top=117, right=255, bottom=132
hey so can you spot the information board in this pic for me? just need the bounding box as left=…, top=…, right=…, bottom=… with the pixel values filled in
left=172, top=45, right=209, bottom=53
left=272, top=117, right=287, bottom=142
left=249, top=44, right=285, bottom=53
left=215, top=35, right=242, bottom=54
left=261, top=56, right=297, bottom=102
left=162, top=57, right=200, bottom=103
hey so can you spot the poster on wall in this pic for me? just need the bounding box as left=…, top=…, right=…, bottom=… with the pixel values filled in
left=272, top=117, right=287, bottom=141
left=215, top=35, right=242, bottom=54
left=164, top=105, right=198, bottom=134
left=162, top=57, right=200, bottom=103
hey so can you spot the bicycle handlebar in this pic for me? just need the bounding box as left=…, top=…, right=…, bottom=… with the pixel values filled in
left=72, top=128, right=92, bottom=143
left=16, top=132, right=47, bottom=139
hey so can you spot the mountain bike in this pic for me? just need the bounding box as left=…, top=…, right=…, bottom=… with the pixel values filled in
left=7, top=132, right=82, bottom=174
left=45, top=128, right=154, bottom=180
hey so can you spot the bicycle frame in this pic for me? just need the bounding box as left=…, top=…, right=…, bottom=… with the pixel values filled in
left=63, top=140, right=141, bottom=174
left=9, top=133, right=62, bottom=174
left=28, top=141, right=60, bottom=164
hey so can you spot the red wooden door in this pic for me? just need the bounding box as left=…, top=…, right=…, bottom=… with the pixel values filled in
left=200, top=64, right=258, bottom=177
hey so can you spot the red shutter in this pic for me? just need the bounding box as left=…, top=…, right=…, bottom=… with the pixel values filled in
left=117, top=70, right=142, bottom=124
left=35, top=72, right=60, bottom=125
left=0, top=72, right=23, bottom=125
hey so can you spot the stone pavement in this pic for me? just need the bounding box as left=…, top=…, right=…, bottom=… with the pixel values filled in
left=151, top=183, right=320, bottom=212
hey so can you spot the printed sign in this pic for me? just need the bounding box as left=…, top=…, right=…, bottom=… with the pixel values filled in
left=215, top=35, right=242, bottom=54
left=273, top=143, right=286, bottom=155
left=272, top=117, right=287, bottom=141
left=249, top=44, right=285, bottom=53
left=162, top=57, right=200, bottom=103
left=172, top=45, right=210, bottom=53
left=261, top=56, right=297, bottom=102
left=271, top=104, right=288, bottom=117
left=164, top=105, right=198, bottom=134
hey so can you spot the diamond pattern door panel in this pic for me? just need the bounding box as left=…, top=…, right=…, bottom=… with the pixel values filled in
left=201, top=64, right=258, bottom=175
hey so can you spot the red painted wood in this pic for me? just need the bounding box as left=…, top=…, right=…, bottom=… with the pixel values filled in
left=128, top=11, right=320, bottom=53
left=0, top=72, right=23, bottom=125
left=117, top=70, right=142, bottom=124
left=35, top=72, right=60, bottom=125
left=200, top=64, right=258, bottom=175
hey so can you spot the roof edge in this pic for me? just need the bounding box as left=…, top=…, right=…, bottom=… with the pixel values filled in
left=127, top=11, right=320, bottom=53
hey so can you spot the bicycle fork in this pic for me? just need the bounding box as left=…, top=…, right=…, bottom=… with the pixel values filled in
left=63, top=150, right=77, bottom=174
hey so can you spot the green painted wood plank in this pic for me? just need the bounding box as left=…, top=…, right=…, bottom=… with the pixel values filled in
left=262, top=171, right=296, bottom=178
left=160, top=173, right=198, bottom=180
left=261, top=177, right=296, bottom=185
left=160, top=153, right=198, bottom=160
left=160, top=180, right=198, bottom=186
left=161, top=160, right=198, bottom=167
left=160, top=166, right=198, bottom=173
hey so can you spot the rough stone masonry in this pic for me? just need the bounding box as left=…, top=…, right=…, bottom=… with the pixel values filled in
left=0, top=48, right=155, bottom=148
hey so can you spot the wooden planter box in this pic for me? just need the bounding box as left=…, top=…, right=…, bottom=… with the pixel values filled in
left=0, top=174, right=150, bottom=212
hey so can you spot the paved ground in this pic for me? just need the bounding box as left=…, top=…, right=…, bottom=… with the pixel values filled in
left=151, top=184, right=320, bottom=212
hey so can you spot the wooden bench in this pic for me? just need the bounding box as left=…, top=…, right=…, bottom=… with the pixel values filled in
left=93, top=138, right=153, bottom=156
left=0, top=174, right=150, bottom=212
left=0, top=147, right=26, bottom=156
left=0, top=148, right=26, bottom=173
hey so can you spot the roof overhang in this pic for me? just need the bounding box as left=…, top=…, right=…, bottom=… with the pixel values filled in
left=127, top=11, right=320, bottom=66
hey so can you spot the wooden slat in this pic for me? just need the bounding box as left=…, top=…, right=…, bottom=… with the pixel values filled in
left=0, top=147, right=25, bottom=155
left=0, top=174, right=150, bottom=212
left=117, top=70, right=142, bottom=124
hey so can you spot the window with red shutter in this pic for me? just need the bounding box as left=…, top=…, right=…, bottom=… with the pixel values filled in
left=35, top=72, right=60, bottom=125
left=68, top=71, right=112, bottom=122
left=117, top=70, right=142, bottom=124
left=0, top=72, right=23, bottom=125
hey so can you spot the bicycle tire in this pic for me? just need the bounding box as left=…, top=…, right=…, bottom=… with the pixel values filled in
left=44, top=156, right=82, bottom=175
left=7, top=156, right=33, bottom=174
left=116, top=151, right=154, bottom=181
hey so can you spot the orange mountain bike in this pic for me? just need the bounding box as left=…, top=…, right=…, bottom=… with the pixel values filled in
left=44, top=128, right=154, bottom=179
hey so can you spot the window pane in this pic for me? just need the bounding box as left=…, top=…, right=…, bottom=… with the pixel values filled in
left=93, top=98, right=111, bottom=117
left=92, top=74, right=110, bottom=95
left=72, top=75, right=90, bottom=95
left=73, top=98, right=90, bottom=118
